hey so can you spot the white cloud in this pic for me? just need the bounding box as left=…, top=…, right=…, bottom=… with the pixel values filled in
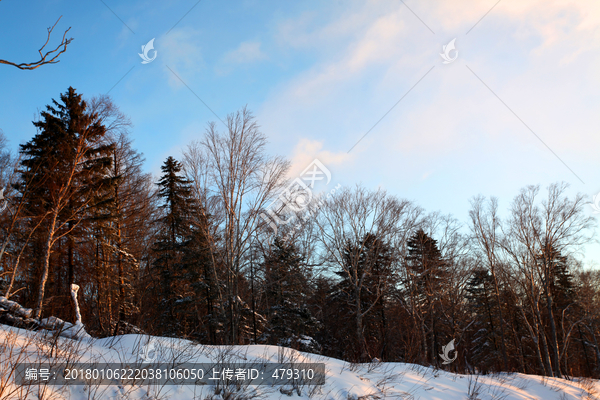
left=260, top=0, right=600, bottom=183
left=287, top=139, right=352, bottom=179
left=216, top=41, right=268, bottom=75
left=223, top=41, right=267, bottom=64
left=158, top=27, right=205, bottom=87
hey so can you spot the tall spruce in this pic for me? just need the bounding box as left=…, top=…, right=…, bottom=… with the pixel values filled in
left=404, top=229, right=449, bottom=366
left=329, top=233, right=395, bottom=361
left=536, top=242, right=574, bottom=378
left=261, top=237, right=320, bottom=351
left=180, top=205, right=217, bottom=341
left=465, top=268, right=503, bottom=372
left=93, top=132, right=153, bottom=335
left=152, top=156, right=201, bottom=335
left=18, top=87, right=114, bottom=320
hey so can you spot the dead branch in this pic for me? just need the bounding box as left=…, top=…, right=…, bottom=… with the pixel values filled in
left=0, top=16, right=73, bottom=70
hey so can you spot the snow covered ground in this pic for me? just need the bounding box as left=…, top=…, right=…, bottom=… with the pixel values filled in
left=0, top=323, right=598, bottom=400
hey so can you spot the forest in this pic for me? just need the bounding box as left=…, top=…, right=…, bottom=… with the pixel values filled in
left=0, top=86, right=598, bottom=380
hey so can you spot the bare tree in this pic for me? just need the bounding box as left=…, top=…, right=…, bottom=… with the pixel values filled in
left=0, top=132, right=20, bottom=268
left=186, top=107, right=289, bottom=344
left=502, top=183, right=596, bottom=377
left=0, top=16, right=73, bottom=70
left=423, top=211, right=471, bottom=365
left=469, top=195, right=509, bottom=370
left=315, top=185, right=420, bottom=361
left=86, top=95, right=157, bottom=334
left=575, top=268, right=600, bottom=376
left=0, top=134, right=49, bottom=299
left=88, top=95, right=132, bottom=139
left=182, top=140, right=226, bottom=343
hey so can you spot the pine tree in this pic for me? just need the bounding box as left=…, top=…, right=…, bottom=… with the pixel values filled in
left=404, top=229, right=449, bottom=366
left=543, top=247, right=575, bottom=313
left=90, top=132, right=153, bottom=335
left=329, top=233, right=395, bottom=361
left=261, top=237, right=320, bottom=352
left=152, top=156, right=199, bottom=335
left=465, top=267, right=503, bottom=372
left=18, top=86, right=114, bottom=320
left=311, top=276, right=336, bottom=355
left=180, top=208, right=219, bottom=342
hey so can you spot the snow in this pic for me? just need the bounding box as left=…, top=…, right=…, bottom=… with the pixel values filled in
left=34, top=285, right=92, bottom=341
left=38, top=316, right=91, bottom=341
left=69, top=284, right=91, bottom=341
left=0, top=324, right=598, bottom=399
left=0, top=296, right=33, bottom=319
left=70, top=284, right=83, bottom=325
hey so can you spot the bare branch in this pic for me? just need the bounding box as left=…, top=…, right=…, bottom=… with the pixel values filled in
left=0, top=16, right=73, bottom=70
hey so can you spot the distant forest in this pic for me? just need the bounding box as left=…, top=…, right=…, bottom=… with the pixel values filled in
left=0, top=87, right=598, bottom=379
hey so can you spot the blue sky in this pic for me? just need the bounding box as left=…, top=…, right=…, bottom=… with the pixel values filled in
left=1, top=0, right=599, bottom=263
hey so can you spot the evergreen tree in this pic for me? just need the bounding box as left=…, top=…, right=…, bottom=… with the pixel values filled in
left=542, top=246, right=575, bottom=313
left=329, top=233, right=395, bottom=361
left=537, top=243, right=576, bottom=377
left=404, top=229, right=449, bottom=366
left=465, top=267, right=503, bottom=372
left=261, top=237, right=320, bottom=352
left=18, top=86, right=114, bottom=320
left=151, top=156, right=199, bottom=335
left=90, top=132, right=154, bottom=335
left=180, top=210, right=219, bottom=342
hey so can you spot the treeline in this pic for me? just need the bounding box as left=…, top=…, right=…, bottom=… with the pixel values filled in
left=0, top=87, right=599, bottom=379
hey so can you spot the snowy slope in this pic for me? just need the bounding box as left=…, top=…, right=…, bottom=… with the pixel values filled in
left=0, top=323, right=598, bottom=400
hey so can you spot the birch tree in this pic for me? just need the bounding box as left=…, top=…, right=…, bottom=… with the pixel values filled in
left=187, top=107, right=289, bottom=344
left=469, top=195, right=509, bottom=370
left=503, top=183, right=596, bottom=377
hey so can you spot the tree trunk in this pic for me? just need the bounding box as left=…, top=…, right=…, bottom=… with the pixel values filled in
left=34, top=210, right=59, bottom=319
left=430, top=306, right=436, bottom=366
left=379, top=300, right=387, bottom=361
left=534, top=302, right=554, bottom=376
left=584, top=324, right=600, bottom=377
left=578, top=325, right=592, bottom=377
left=492, top=272, right=509, bottom=370
left=519, top=305, right=546, bottom=375
left=511, top=319, right=527, bottom=373
left=355, top=286, right=369, bottom=362
left=250, top=253, right=257, bottom=344
left=117, top=224, right=126, bottom=323
left=68, top=223, right=75, bottom=323
left=5, top=243, right=27, bottom=299
left=95, top=235, right=105, bottom=333
left=545, top=290, right=562, bottom=377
